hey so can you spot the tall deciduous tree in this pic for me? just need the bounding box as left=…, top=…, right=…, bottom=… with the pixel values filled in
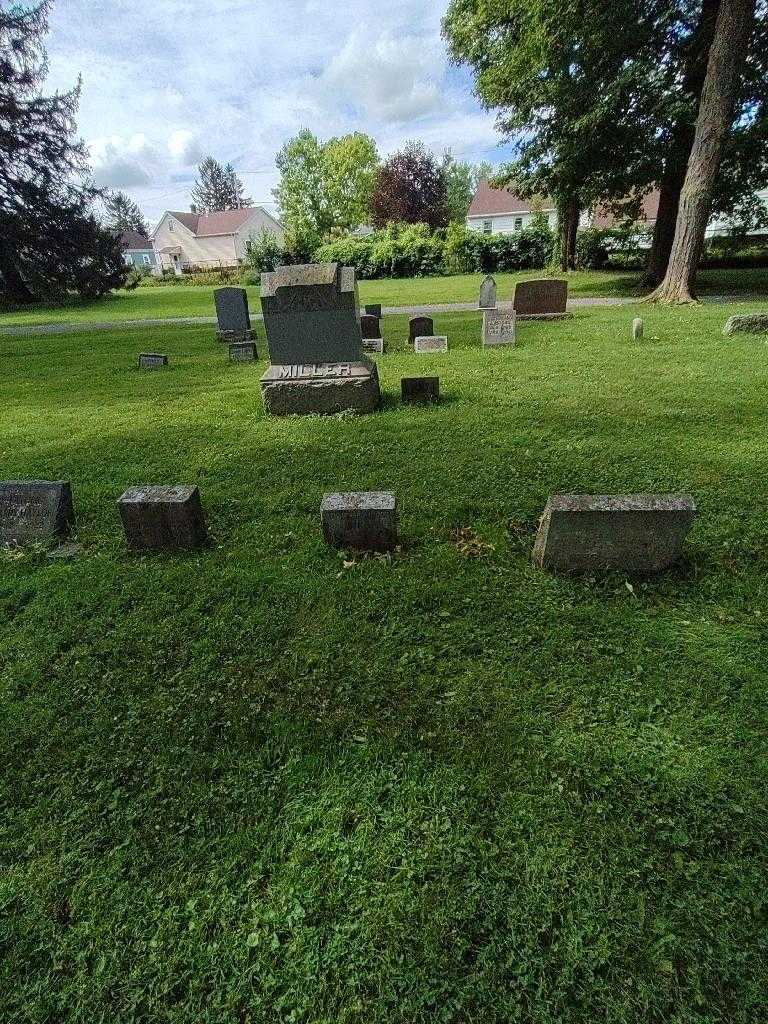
left=0, top=0, right=127, bottom=302
left=442, top=155, right=497, bottom=222
left=650, top=0, right=757, bottom=302
left=274, top=130, right=379, bottom=255
left=105, top=190, right=149, bottom=236
left=191, top=156, right=251, bottom=214
left=371, top=142, right=449, bottom=231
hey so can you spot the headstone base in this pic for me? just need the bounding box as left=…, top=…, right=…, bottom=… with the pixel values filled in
left=260, top=360, right=381, bottom=416
left=515, top=312, right=574, bottom=322
left=362, top=337, right=384, bottom=354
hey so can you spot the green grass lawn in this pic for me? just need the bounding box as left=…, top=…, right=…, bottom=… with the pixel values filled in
left=1, top=266, right=767, bottom=327
left=2, top=303, right=768, bottom=1022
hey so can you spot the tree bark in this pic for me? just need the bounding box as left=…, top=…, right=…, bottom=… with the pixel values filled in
left=649, top=0, right=755, bottom=304
left=643, top=0, right=721, bottom=285
left=558, top=194, right=580, bottom=272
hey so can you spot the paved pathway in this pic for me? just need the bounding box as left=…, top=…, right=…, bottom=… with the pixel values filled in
left=0, top=294, right=760, bottom=336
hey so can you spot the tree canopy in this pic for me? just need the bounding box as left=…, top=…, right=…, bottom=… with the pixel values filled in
left=190, top=157, right=252, bottom=214
left=105, top=190, right=149, bottom=236
left=371, top=142, right=449, bottom=231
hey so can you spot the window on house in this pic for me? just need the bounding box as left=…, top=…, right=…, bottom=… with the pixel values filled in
left=142, top=254, right=151, bottom=265
left=168, top=221, right=174, bottom=231
left=514, top=217, right=523, bottom=230
left=482, top=219, right=492, bottom=234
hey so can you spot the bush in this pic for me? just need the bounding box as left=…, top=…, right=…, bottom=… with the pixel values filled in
left=576, top=225, right=651, bottom=271
left=244, top=229, right=285, bottom=274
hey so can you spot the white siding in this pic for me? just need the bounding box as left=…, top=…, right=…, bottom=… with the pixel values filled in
left=467, top=210, right=557, bottom=234
left=152, top=214, right=238, bottom=268
left=234, top=209, right=285, bottom=256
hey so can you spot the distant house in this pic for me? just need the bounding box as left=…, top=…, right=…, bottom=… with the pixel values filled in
left=151, top=207, right=285, bottom=273
left=119, top=230, right=157, bottom=270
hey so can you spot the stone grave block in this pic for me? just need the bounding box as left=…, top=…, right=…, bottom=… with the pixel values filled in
left=229, top=342, right=257, bottom=362
left=723, top=313, right=768, bottom=337
left=513, top=279, right=570, bottom=319
left=259, top=263, right=380, bottom=415
left=214, top=286, right=251, bottom=342
left=138, top=353, right=168, bottom=369
left=0, top=480, right=74, bottom=547
left=632, top=317, right=644, bottom=340
left=409, top=316, right=434, bottom=345
left=360, top=314, right=381, bottom=339
left=533, top=493, right=696, bottom=576
left=479, top=275, right=497, bottom=309
left=364, top=304, right=382, bottom=318
left=118, top=485, right=208, bottom=552
left=414, top=336, right=448, bottom=353
left=483, top=310, right=516, bottom=347
left=401, top=376, right=439, bottom=404
left=362, top=338, right=384, bottom=354
left=321, top=492, right=398, bottom=552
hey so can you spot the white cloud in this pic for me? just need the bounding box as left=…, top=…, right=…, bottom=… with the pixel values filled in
left=88, top=134, right=161, bottom=188
left=167, top=129, right=204, bottom=165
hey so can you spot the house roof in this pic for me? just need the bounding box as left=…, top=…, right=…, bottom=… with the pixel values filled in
left=165, top=208, right=260, bottom=236
left=592, top=190, right=661, bottom=228
left=119, top=230, right=152, bottom=250
left=468, top=181, right=553, bottom=217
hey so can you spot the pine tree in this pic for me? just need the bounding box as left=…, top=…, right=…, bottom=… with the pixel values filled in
left=105, top=190, right=149, bottom=236
left=190, top=156, right=251, bottom=213
left=0, top=1, right=127, bottom=302
left=223, top=163, right=252, bottom=209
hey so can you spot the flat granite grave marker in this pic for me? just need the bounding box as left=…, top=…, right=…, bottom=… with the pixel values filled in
left=229, top=341, right=257, bottom=362
left=513, top=279, right=571, bottom=320
left=259, top=263, right=380, bottom=415
left=479, top=275, right=497, bottom=309
left=0, top=480, right=74, bottom=547
left=118, top=485, right=208, bottom=552
left=409, top=316, right=434, bottom=345
left=723, top=313, right=768, bottom=337
left=533, top=493, right=696, bottom=576
left=321, top=492, right=398, bottom=552
left=483, top=309, right=516, bottom=347
left=214, top=287, right=253, bottom=343
left=401, top=376, right=439, bottom=404
left=362, top=338, right=384, bottom=354
left=138, top=353, right=168, bottom=369
left=414, top=335, right=448, bottom=353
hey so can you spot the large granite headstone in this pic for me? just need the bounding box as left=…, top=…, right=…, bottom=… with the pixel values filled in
left=409, top=316, right=433, bottom=345
left=118, top=485, right=208, bottom=551
left=482, top=310, right=516, bottom=347
left=479, top=275, right=497, bottom=309
left=0, top=480, right=74, bottom=547
left=533, top=494, right=696, bottom=575
left=513, top=279, right=571, bottom=319
left=214, top=287, right=252, bottom=342
left=259, top=263, right=380, bottom=415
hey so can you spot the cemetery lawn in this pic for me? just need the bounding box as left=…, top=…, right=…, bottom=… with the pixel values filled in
left=2, top=302, right=768, bottom=1023
left=1, top=265, right=768, bottom=326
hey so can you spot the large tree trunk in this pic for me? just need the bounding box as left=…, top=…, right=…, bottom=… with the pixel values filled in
left=643, top=0, right=721, bottom=285
left=0, top=253, right=37, bottom=304
left=557, top=194, right=580, bottom=272
left=649, top=0, right=755, bottom=304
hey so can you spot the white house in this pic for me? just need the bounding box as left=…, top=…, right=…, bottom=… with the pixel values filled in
left=152, top=207, right=284, bottom=273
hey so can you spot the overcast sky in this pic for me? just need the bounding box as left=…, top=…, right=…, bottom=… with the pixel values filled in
left=45, top=0, right=513, bottom=230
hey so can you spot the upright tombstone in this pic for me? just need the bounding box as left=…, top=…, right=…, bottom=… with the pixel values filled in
left=360, top=314, right=381, bottom=339
left=479, top=275, right=497, bottom=309
left=214, top=287, right=254, bottom=344
left=512, top=279, right=571, bottom=320
left=409, top=316, right=434, bottom=345
left=0, top=480, right=74, bottom=547
left=118, top=485, right=207, bottom=552
left=533, top=494, right=696, bottom=576
left=632, top=317, right=644, bottom=341
left=229, top=341, right=257, bottom=362
left=259, top=263, right=380, bottom=415
left=482, top=309, right=516, bottom=347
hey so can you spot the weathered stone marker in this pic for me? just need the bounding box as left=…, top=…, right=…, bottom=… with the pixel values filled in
left=401, top=376, right=439, bottom=404
left=632, top=317, right=644, bottom=340
left=360, top=314, right=380, bottom=339
left=723, top=313, right=768, bottom=337
left=414, top=335, right=448, bottom=353
left=229, top=341, right=257, bottom=362
left=364, top=303, right=382, bottom=318
left=409, top=316, right=434, bottom=345
left=479, top=275, right=497, bottom=309
left=259, top=263, right=380, bottom=415
left=362, top=337, right=384, bottom=354
left=214, top=286, right=253, bottom=343
left=138, top=353, right=168, bottom=369
left=533, top=493, right=696, bottom=575
left=512, top=279, right=571, bottom=320
left=0, top=480, right=74, bottom=546
left=321, top=492, right=398, bottom=552
left=118, top=485, right=208, bottom=552
left=482, top=310, right=516, bottom=347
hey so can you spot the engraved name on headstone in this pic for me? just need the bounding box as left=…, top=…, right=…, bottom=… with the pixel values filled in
left=0, top=480, right=74, bottom=546
left=362, top=338, right=384, bottom=354
left=482, top=309, right=516, bottom=347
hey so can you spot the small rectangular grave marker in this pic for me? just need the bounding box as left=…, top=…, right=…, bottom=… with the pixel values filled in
left=414, top=335, right=448, bottom=353
left=118, top=485, right=208, bottom=552
left=229, top=342, right=257, bottom=362
left=321, top=491, right=398, bottom=552
left=362, top=337, right=383, bottom=354
left=533, top=493, right=696, bottom=576
left=138, top=353, right=168, bottom=369
left=483, top=310, right=516, bottom=347
left=401, top=376, right=439, bottom=404
left=723, top=313, right=768, bottom=336
left=0, top=480, right=74, bottom=547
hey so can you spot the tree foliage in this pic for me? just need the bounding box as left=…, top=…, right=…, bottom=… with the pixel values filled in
left=105, top=190, right=148, bottom=236
left=0, top=0, right=127, bottom=302
left=273, top=130, right=379, bottom=256
left=371, top=142, right=449, bottom=231
left=190, top=156, right=252, bottom=214
left=442, top=155, right=496, bottom=222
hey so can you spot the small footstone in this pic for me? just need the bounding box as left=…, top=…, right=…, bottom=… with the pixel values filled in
left=723, top=313, right=768, bottom=337
left=229, top=342, right=257, bottom=362
left=532, top=493, right=696, bottom=576
left=414, top=335, right=448, bottom=353
left=321, top=492, right=398, bottom=552
left=139, top=353, right=168, bottom=369
left=632, top=317, right=644, bottom=340
left=362, top=337, right=383, bottom=354
left=47, top=542, right=83, bottom=561
left=0, top=480, right=74, bottom=546
left=401, top=377, right=439, bottom=404
left=118, top=485, right=208, bottom=552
